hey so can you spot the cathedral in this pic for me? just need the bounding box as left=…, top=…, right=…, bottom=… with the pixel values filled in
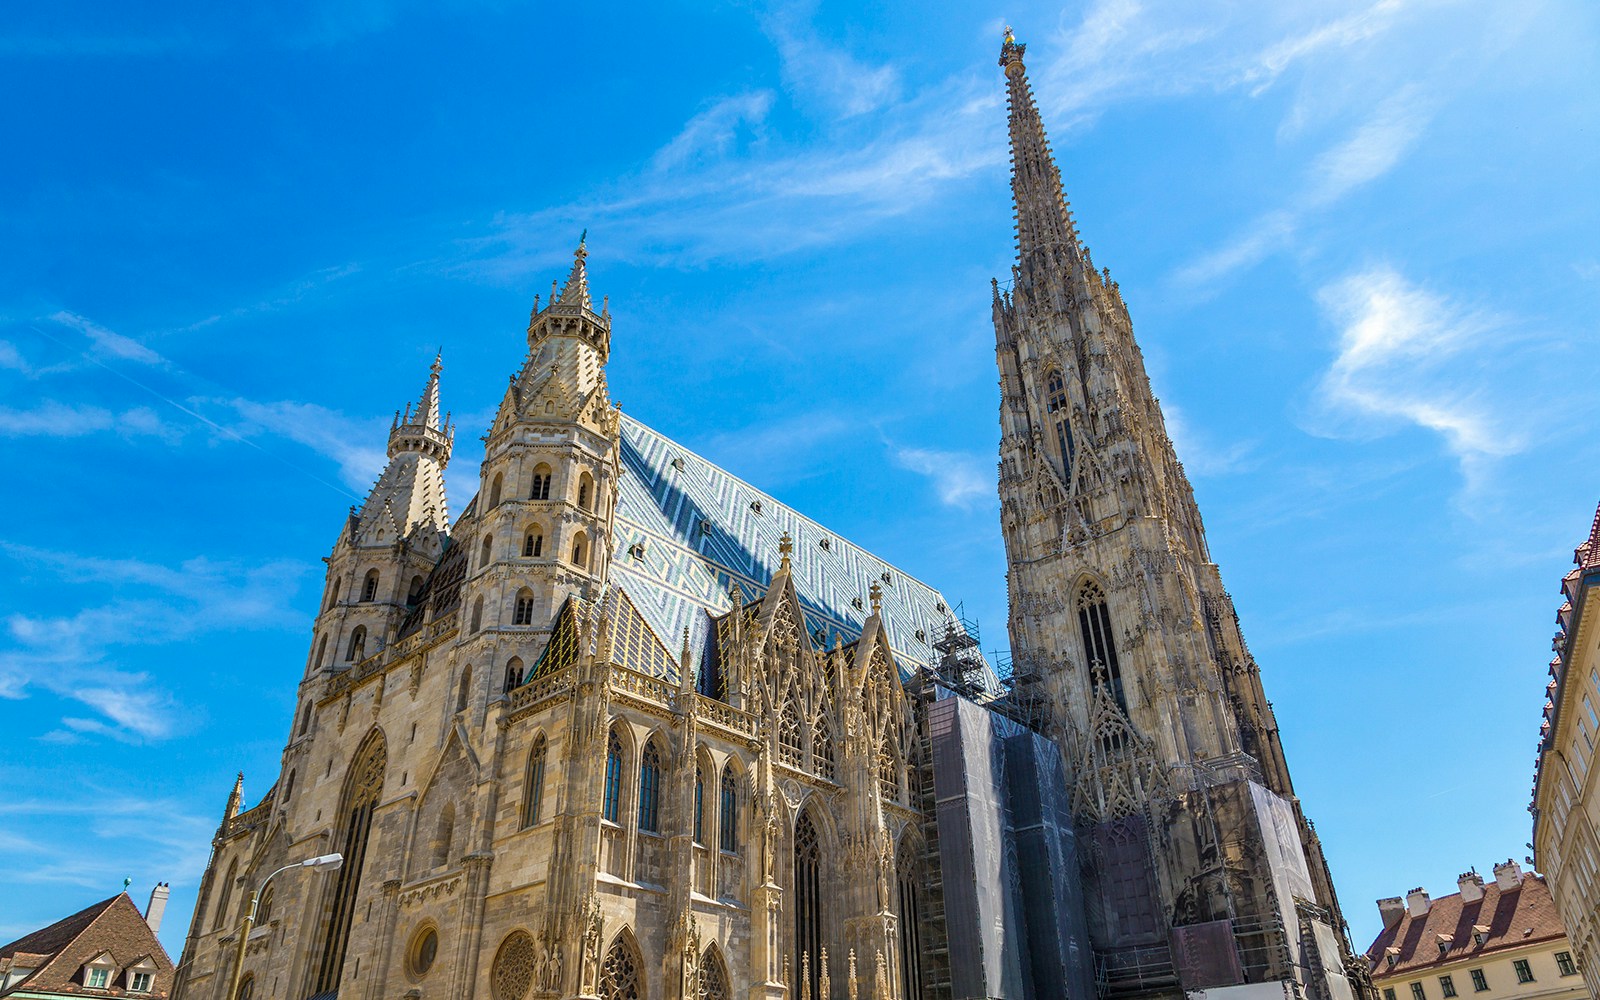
left=173, top=32, right=1371, bottom=1000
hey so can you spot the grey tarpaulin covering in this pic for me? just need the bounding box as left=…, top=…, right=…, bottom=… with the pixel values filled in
left=929, top=693, right=1094, bottom=1000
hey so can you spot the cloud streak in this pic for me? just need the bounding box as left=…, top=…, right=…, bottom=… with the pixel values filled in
left=894, top=447, right=993, bottom=510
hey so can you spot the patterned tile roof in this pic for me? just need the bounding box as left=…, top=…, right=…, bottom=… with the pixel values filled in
left=1365, top=876, right=1569, bottom=979
left=609, top=415, right=998, bottom=690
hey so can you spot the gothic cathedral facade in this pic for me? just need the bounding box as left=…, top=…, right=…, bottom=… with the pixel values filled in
left=174, top=33, right=1369, bottom=1000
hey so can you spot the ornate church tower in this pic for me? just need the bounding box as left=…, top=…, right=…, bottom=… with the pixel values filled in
left=306, top=357, right=453, bottom=677
left=992, top=29, right=1370, bottom=999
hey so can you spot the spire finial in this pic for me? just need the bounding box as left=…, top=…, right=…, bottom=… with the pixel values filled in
left=778, top=532, right=794, bottom=571
left=868, top=581, right=882, bottom=615
left=1000, top=25, right=1078, bottom=259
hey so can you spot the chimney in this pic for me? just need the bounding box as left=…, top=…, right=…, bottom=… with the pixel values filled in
left=1407, top=887, right=1431, bottom=917
left=1493, top=859, right=1525, bottom=891
left=145, top=883, right=170, bottom=934
left=1458, top=870, right=1485, bottom=903
left=1378, top=896, right=1406, bottom=930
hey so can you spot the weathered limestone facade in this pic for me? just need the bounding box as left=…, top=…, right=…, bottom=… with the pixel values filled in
left=173, top=30, right=1369, bottom=1000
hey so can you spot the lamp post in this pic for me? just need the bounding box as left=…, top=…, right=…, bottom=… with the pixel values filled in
left=225, top=853, right=343, bottom=1000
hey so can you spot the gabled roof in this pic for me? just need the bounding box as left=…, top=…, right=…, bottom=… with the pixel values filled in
left=610, top=415, right=1000, bottom=692
left=0, top=895, right=118, bottom=962
left=0, top=892, right=173, bottom=996
left=1364, top=877, right=1569, bottom=979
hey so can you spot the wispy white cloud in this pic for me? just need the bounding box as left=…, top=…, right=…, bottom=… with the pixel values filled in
left=1234, top=0, right=1407, bottom=95
left=762, top=4, right=901, bottom=119
left=0, top=793, right=214, bottom=897
left=50, top=310, right=166, bottom=367
left=222, top=398, right=389, bottom=491
left=893, top=447, right=993, bottom=509
left=0, top=401, right=176, bottom=439
left=1163, top=404, right=1257, bottom=477
left=694, top=411, right=856, bottom=491
left=652, top=92, right=774, bottom=172
left=1309, top=265, right=1519, bottom=488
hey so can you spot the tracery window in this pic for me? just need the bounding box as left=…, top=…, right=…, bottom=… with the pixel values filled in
left=212, top=859, right=238, bottom=930
left=603, top=730, right=624, bottom=823
left=513, top=588, right=536, bottom=626
left=719, top=766, right=738, bottom=853
left=491, top=931, right=537, bottom=1000
left=1044, top=369, right=1075, bottom=479
left=345, top=626, right=366, bottom=662
left=813, top=719, right=836, bottom=780
left=897, top=843, right=924, bottom=1000
left=521, top=734, right=546, bottom=827
left=530, top=465, right=552, bottom=501
left=638, top=739, right=662, bottom=833
left=600, top=935, right=643, bottom=1000
left=699, top=946, right=730, bottom=1000
left=523, top=531, right=544, bottom=558
left=503, top=657, right=524, bottom=693
left=694, top=763, right=706, bottom=844
left=313, top=730, right=386, bottom=993
left=778, top=698, right=803, bottom=767
left=361, top=569, right=379, bottom=602
left=878, top=738, right=900, bottom=801
left=793, top=810, right=823, bottom=1000
left=1077, top=581, right=1125, bottom=709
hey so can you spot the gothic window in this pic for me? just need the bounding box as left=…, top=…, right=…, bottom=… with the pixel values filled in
left=897, top=841, right=924, bottom=1000
left=572, top=532, right=589, bottom=569
left=522, top=734, right=546, bottom=828
left=326, top=578, right=340, bottom=610
left=578, top=472, right=594, bottom=511
left=313, top=730, right=386, bottom=993
left=432, top=802, right=454, bottom=868
left=234, top=975, right=253, bottom=1000
left=530, top=464, right=552, bottom=501
left=694, top=762, right=706, bottom=844
left=603, top=730, right=624, bottom=823
left=699, top=946, right=731, bottom=1000
left=406, top=575, right=424, bottom=605
left=256, top=883, right=274, bottom=926
left=638, top=739, right=663, bottom=833
left=480, top=535, right=494, bottom=570
left=523, top=530, right=543, bottom=558
left=471, top=596, right=484, bottom=633
left=503, top=657, right=525, bottom=693
left=513, top=588, right=536, bottom=626
left=490, top=472, right=503, bottom=508
left=719, top=765, right=738, bottom=853
left=315, top=634, right=328, bottom=668
left=299, top=704, right=313, bottom=736
left=345, top=626, right=366, bottom=662
left=793, top=810, right=823, bottom=1000
left=1044, top=369, right=1075, bottom=479
left=599, top=934, right=643, bottom=1000
left=283, top=770, right=295, bottom=802
left=1045, top=370, right=1068, bottom=413
left=778, top=698, right=803, bottom=767
left=813, top=718, right=836, bottom=781
left=212, top=859, right=238, bottom=930
left=491, top=931, right=537, bottom=1000
left=1077, top=582, right=1125, bottom=709
left=456, top=667, right=472, bottom=714
left=878, top=738, right=900, bottom=801
left=361, top=569, right=379, bottom=602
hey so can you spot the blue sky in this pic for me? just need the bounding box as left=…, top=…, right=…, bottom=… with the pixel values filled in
left=2, top=0, right=1597, bottom=957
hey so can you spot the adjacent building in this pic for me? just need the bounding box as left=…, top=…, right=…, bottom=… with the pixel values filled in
left=1364, top=862, right=1587, bottom=1000
left=0, top=885, right=175, bottom=999
left=172, top=29, right=1368, bottom=1000
left=1533, top=503, right=1600, bottom=994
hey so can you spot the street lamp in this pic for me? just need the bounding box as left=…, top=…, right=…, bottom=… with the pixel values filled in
left=226, top=854, right=343, bottom=1000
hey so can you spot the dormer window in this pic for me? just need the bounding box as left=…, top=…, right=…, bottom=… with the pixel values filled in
left=1473, top=925, right=1490, bottom=946
left=82, top=952, right=116, bottom=989
left=750, top=500, right=763, bottom=515
left=818, top=536, right=831, bottom=551
left=628, top=542, right=646, bottom=560
left=125, top=956, right=158, bottom=993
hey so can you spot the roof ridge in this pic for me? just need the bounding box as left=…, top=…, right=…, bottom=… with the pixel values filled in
left=0, top=893, right=123, bottom=958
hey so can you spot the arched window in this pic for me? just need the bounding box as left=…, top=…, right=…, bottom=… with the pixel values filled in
left=456, top=667, right=472, bottom=714
left=325, top=578, right=340, bottom=610
left=813, top=718, right=836, bottom=781
left=1078, top=581, right=1125, bottom=708
left=212, top=859, right=238, bottom=930
left=693, top=762, right=706, bottom=844
left=345, top=626, right=366, bottom=662
left=1043, top=369, right=1076, bottom=479
left=793, top=810, right=823, bottom=1000
left=638, top=739, right=662, bottom=833
left=577, top=472, right=594, bottom=511
left=1045, top=370, right=1069, bottom=413
left=235, top=974, right=254, bottom=1000
left=523, top=530, right=544, bottom=558
left=503, top=657, right=525, bottom=693
left=480, top=535, right=494, bottom=570
left=299, top=704, right=314, bottom=736
left=521, top=734, right=546, bottom=828
left=879, top=737, right=900, bottom=802
left=432, top=802, right=454, bottom=868
left=312, top=730, right=385, bottom=993
left=361, top=569, right=379, bottom=602
left=778, top=698, right=803, bottom=767
left=256, top=883, right=275, bottom=926
left=599, top=934, right=642, bottom=1000
left=897, top=841, right=924, bottom=1000
left=282, top=770, right=296, bottom=802
left=470, top=596, right=484, bottom=633
left=406, top=575, right=424, bottom=606
left=603, top=730, right=624, bottom=823
left=315, top=634, right=328, bottom=668
left=719, top=766, right=738, bottom=853
left=572, top=532, right=589, bottom=569
left=490, top=472, right=503, bottom=508
left=530, top=464, right=552, bottom=501
left=513, top=588, right=535, bottom=626
left=700, top=946, right=731, bottom=1000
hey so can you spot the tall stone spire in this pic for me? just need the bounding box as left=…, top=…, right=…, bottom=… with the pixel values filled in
left=999, top=27, right=1078, bottom=261
left=557, top=232, right=593, bottom=312
left=357, top=354, right=453, bottom=537
left=388, top=353, right=453, bottom=466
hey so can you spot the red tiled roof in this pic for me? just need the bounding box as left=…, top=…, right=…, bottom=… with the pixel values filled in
left=0, top=894, right=119, bottom=962
left=1364, top=876, right=1569, bottom=981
